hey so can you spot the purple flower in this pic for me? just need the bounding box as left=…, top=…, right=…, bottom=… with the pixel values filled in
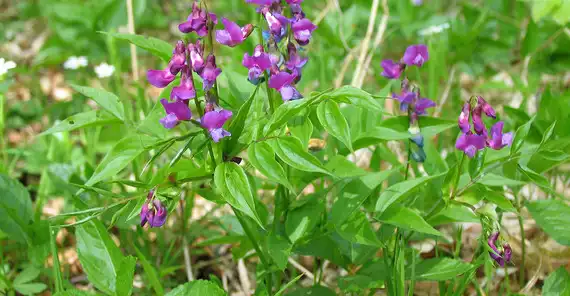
left=171, top=66, right=196, bottom=101
left=286, top=0, right=303, bottom=3
left=264, top=10, right=290, bottom=41
left=169, top=41, right=187, bottom=74
left=246, top=0, right=277, bottom=5
left=159, top=98, right=192, bottom=129
left=269, top=72, right=302, bottom=101
left=199, top=55, right=222, bottom=91
left=487, top=121, right=513, bottom=150
left=402, top=44, right=429, bottom=67
left=140, top=195, right=167, bottom=228
left=488, top=232, right=512, bottom=267
left=291, top=18, right=317, bottom=46
left=243, top=45, right=272, bottom=84
left=477, top=96, right=496, bottom=119
left=415, top=98, right=436, bottom=115
left=285, top=43, right=308, bottom=78
left=201, top=109, right=233, bottom=142
left=216, top=18, right=254, bottom=47
left=455, top=132, right=487, bottom=158
left=146, top=40, right=187, bottom=88
left=381, top=59, right=404, bottom=79
left=188, top=41, right=204, bottom=75
left=290, top=4, right=304, bottom=17
left=179, top=1, right=217, bottom=36
left=393, top=90, right=435, bottom=115
left=147, top=69, right=176, bottom=88
left=458, top=103, right=471, bottom=133
left=472, top=105, right=486, bottom=135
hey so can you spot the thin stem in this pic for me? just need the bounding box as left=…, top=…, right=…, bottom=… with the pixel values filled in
left=450, top=154, right=466, bottom=200
left=126, top=0, right=139, bottom=81
left=514, top=193, right=526, bottom=287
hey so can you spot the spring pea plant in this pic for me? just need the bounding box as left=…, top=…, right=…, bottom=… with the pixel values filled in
left=5, top=0, right=566, bottom=295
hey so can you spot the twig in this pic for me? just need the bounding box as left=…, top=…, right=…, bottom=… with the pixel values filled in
left=237, top=259, right=252, bottom=294
left=178, top=191, right=195, bottom=281
left=126, top=0, right=139, bottom=81
left=351, top=0, right=380, bottom=87
left=314, top=1, right=334, bottom=26
left=332, top=0, right=350, bottom=51
left=355, top=0, right=389, bottom=88
left=434, top=65, right=456, bottom=117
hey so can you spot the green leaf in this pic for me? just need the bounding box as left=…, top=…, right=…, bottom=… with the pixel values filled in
left=331, top=168, right=399, bottom=226
left=52, top=290, right=94, bottom=296
left=376, top=205, right=442, bottom=236
left=13, top=266, right=40, bottom=285
left=214, top=163, right=264, bottom=228
left=116, top=256, right=137, bottom=296
left=317, top=100, right=353, bottom=150
left=248, top=142, right=294, bottom=191
left=271, top=137, right=329, bottom=175
left=338, top=275, right=383, bottom=293
left=70, top=84, right=125, bottom=121
left=552, top=1, right=570, bottom=24
left=0, top=174, right=33, bottom=244
left=285, top=286, right=336, bottom=296
left=511, top=116, right=535, bottom=154
left=288, top=114, right=313, bottom=149
left=337, top=211, right=382, bottom=246
left=263, top=98, right=313, bottom=136
left=14, top=282, right=47, bottom=294
left=527, top=200, right=570, bottom=246
left=286, top=195, right=324, bottom=244
left=134, top=246, right=164, bottom=296
left=531, top=0, right=561, bottom=22
left=517, top=164, right=554, bottom=193
left=41, top=110, right=121, bottom=135
left=86, top=135, right=156, bottom=186
left=76, top=220, right=124, bottom=294
left=267, top=232, right=292, bottom=270
left=539, top=121, right=557, bottom=150
left=543, top=267, right=570, bottom=296
left=327, top=86, right=383, bottom=113
left=375, top=173, right=445, bottom=213
left=104, top=32, right=173, bottom=62
left=165, top=280, right=226, bottom=296
left=468, top=150, right=485, bottom=179
left=225, top=85, right=261, bottom=156
left=484, top=190, right=516, bottom=212
left=410, top=258, right=473, bottom=281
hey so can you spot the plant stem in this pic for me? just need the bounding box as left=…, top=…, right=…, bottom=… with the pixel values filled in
left=450, top=153, right=466, bottom=200
left=514, top=192, right=525, bottom=287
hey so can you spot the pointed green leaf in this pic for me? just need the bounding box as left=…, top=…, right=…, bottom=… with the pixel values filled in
left=165, top=280, right=226, bottom=296
left=272, top=137, right=329, bottom=175
left=133, top=246, right=164, bottom=296
left=317, top=100, right=353, bottom=150
left=104, top=32, right=173, bottom=62
left=248, top=142, right=294, bottom=191
left=410, top=258, right=473, bottom=281
left=70, top=84, right=125, bottom=121
left=543, top=267, right=570, bottom=296
left=263, top=98, right=312, bottom=136
left=0, top=174, right=33, bottom=244
left=41, top=110, right=121, bottom=136
left=511, top=116, right=535, bottom=154
left=375, top=173, right=445, bottom=213
left=527, top=200, right=570, bottom=246
left=116, top=256, right=137, bottom=296
left=376, top=205, right=442, bottom=236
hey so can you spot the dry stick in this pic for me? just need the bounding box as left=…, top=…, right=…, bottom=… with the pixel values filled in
left=314, top=0, right=334, bottom=26
left=178, top=191, right=195, bottom=281
left=287, top=257, right=332, bottom=287
left=434, top=65, right=456, bottom=117
left=351, top=0, right=380, bottom=87
left=126, top=0, right=139, bottom=81
left=334, top=45, right=361, bottom=88
left=332, top=0, right=350, bottom=51
left=237, top=259, right=252, bottom=294
left=355, top=0, right=389, bottom=88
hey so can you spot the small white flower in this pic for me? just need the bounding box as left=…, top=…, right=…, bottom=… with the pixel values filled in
left=0, top=58, right=17, bottom=76
left=418, top=23, right=450, bottom=36
left=63, top=56, right=88, bottom=70
left=94, top=63, right=115, bottom=78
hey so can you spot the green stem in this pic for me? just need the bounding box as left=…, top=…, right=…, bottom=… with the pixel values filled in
left=450, top=154, right=466, bottom=200
left=514, top=193, right=525, bottom=287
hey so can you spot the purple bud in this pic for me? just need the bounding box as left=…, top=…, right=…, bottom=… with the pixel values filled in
left=381, top=59, right=404, bottom=79
left=402, top=44, right=429, bottom=67
left=201, top=109, right=233, bottom=142
left=179, top=2, right=217, bottom=36
left=141, top=197, right=167, bottom=228
left=285, top=43, right=308, bottom=79
left=171, top=66, right=196, bottom=101
left=169, top=40, right=187, bottom=75
left=200, top=55, right=222, bottom=91
left=458, top=103, right=471, bottom=133
left=487, top=121, right=513, bottom=150
left=188, top=40, right=205, bottom=74
left=472, top=105, right=486, bottom=135
left=477, top=96, right=496, bottom=119
left=264, top=11, right=289, bottom=41
left=291, top=18, right=317, bottom=46
left=487, top=232, right=512, bottom=267
left=455, top=132, right=486, bottom=158
left=215, top=18, right=253, bottom=47
left=159, top=98, right=192, bottom=129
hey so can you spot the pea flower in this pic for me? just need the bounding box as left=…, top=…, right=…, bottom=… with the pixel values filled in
left=381, top=59, right=404, bottom=79
left=393, top=85, right=435, bottom=116
left=487, top=122, right=513, bottom=150
left=201, top=108, right=233, bottom=142
left=140, top=190, right=168, bottom=228
left=199, top=55, right=222, bottom=91
left=188, top=40, right=205, bottom=73
left=455, top=132, right=487, bottom=158
left=488, top=232, right=512, bottom=267
left=285, top=43, right=308, bottom=79
left=269, top=72, right=302, bottom=101
left=291, top=18, right=317, bottom=46
left=0, top=58, right=16, bottom=76
left=147, top=40, right=187, bottom=88
left=159, top=98, right=192, bottom=129
left=179, top=1, right=217, bottom=36
left=171, top=66, right=196, bottom=101
left=243, top=45, right=272, bottom=85
left=402, top=44, right=429, bottom=67
left=215, top=18, right=254, bottom=47
left=458, top=103, right=471, bottom=133
left=263, top=9, right=290, bottom=41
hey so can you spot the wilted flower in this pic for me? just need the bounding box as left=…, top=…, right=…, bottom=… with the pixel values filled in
left=269, top=72, right=302, bottom=101
left=402, top=44, right=429, bottom=67
left=0, top=58, right=16, bottom=76
left=488, top=232, right=512, bottom=267
left=63, top=56, right=88, bottom=70
left=201, top=108, right=233, bottom=142
left=140, top=190, right=168, bottom=228
left=179, top=1, right=217, bottom=36
left=159, top=98, right=192, bottom=129
left=243, top=45, right=272, bottom=85
left=94, top=63, right=115, bottom=78
left=199, top=55, right=222, bottom=91
left=216, top=18, right=254, bottom=47
left=171, top=66, right=196, bottom=101
left=291, top=18, right=317, bottom=46
left=381, top=59, right=404, bottom=79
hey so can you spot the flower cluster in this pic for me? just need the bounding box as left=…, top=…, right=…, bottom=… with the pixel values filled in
left=140, top=189, right=167, bottom=228
left=455, top=96, right=513, bottom=158
left=487, top=232, right=512, bottom=267
left=244, top=0, right=316, bottom=101
left=147, top=2, right=248, bottom=142
left=381, top=44, right=428, bottom=80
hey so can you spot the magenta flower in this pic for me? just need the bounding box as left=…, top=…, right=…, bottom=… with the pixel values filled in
left=243, top=45, right=272, bottom=85
left=487, top=121, right=513, bottom=150
left=478, top=96, right=496, bottom=119
left=458, top=103, right=471, bottom=133
left=455, top=132, right=487, bottom=158
left=290, top=4, right=304, bottom=17
left=188, top=40, right=205, bottom=74
left=291, top=18, right=317, bottom=46
left=246, top=0, right=278, bottom=5
left=147, top=40, right=186, bottom=88
left=171, top=66, right=196, bottom=101
left=381, top=59, right=404, bottom=79
left=179, top=1, right=217, bottom=36
left=286, top=0, right=303, bottom=3
left=264, top=10, right=290, bottom=41
left=285, top=43, right=308, bottom=78
left=269, top=72, right=302, bottom=101
left=393, top=90, right=435, bottom=115
left=199, top=55, right=222, bottom=91
left=140, top=192, right=168, bottom=228
left=159, top=98, right=192, bottom=129
left=215, top=18, right=254, bottom=47
left=488, top=232, right=512, bottom=267
left=201, top=109, right=233, bottom=142
left=402, top=44, right=429, bottom=67
left=147, top=69, right=176, bottom=88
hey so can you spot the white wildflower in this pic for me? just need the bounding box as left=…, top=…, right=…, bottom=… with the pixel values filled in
left=418, top=23, right=450, bottom=36
left=94, top=63, right=115, bottom=78
left=0, top=58, right=17, bottom=76
left=63, top=56, right=88, bottom=70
